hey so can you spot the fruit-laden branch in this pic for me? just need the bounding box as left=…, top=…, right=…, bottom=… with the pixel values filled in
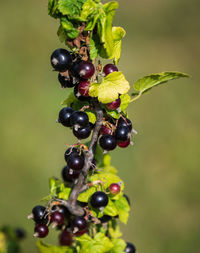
left=62, top=101, right=103, bottom=216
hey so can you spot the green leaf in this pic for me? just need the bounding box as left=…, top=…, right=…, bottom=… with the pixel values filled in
left=114, top=195, right=130, bottom=224
left=37, top=240, right=75, bottom=253
left=108, top=223, right=122, bottom=239
left=58, top=0, right=85, bottom=19
left=89, top=72, right=130, bottom=104
left=57, top=25, right=67, bottom=43
left=80, top=0, right=98, bottom=21
left=119, top=94, right=130, bottom=112
left=103, top=106, right=121, bottom=119
left=85, top=110, right=96, bottom=124
left=48, top=0, right=60, bottom=18
left=134, top=71, right=189, bottom=94
left=110, top=26, right=126, bottom=64
left=61, top=92, right=78, bottom=106
left=58, top=183, right=71, bottom=200
left=49, top=177, right=61, bottom=196
left=98, top=2, right=119, bottom=58
left=60, top=17, right=79, bottom=40
left=109, top=238, right=126, bottom=253
left=89, top=35, right=99, bottom=60
left=76, top=233, right=113, bottom=253
left=103, top=199, right=118, bottom=217
left=78, top=186, right=97, bottom=202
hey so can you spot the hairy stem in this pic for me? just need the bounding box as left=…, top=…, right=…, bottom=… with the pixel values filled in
left=65, top=101, right=103, bottom=216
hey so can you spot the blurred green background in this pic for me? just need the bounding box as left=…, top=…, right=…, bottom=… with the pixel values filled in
left=0, top=0, right=199, bottom=252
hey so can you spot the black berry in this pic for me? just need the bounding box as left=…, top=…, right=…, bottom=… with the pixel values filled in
left=70, top=111, right=89, bottom=127
left=73, top=125, right=92, bottom=139
left=90, top=191, right=108, bottom=209
left=72, top=217, right=87, bottom=232
left=99, top=135, right=117, bottom=151
left=115, top=126, right=130, bottom=141
left=58, top=107, right=74, bottom=127
left=51, top=211, right=65, bottom=226
left=59, top=230, right=73, bottom=246
left=67, top=154, right=84, bottom=170
left=58, top=74, right=76, bottom=88
left=32, top=205, right=47, bottom=224
left=51, top=48, right=72, bottom=72
left=124, top=242, right=136, bottom=253
left=64, top=147, right=84, bottom=162
left=78, top=81, right=90, bottom=97
left=117, top=139, right=130, bottom=148
left=118, top=117, right=132, bottom=132
left=105, top=98, right=121, bottom=110
left=62, top=166, right=80, bottom=182
left=99, top=215, right=112, bottom=224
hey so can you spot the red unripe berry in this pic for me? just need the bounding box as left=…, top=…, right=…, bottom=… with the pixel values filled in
left=103, top=64, right=118, bottom=76
left=109, top=183, right=121, bottom=195
left=78, top=81, right=90, bottom=97
left=34, top=224, right=49, bottom=238
left=117, top=138, right=130, bottom=148
left=51, top=211, right=65, bottom=226
left=59, top=230, right=73, bottom=246
left=100, top=125, right=112, bottom=135
left=75, top=229, right=87, bottom=236
left=105, top=98, right=121, bottom=110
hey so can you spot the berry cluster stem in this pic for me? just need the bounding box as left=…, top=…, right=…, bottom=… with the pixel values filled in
left=65, top=100, right=103, bottom=216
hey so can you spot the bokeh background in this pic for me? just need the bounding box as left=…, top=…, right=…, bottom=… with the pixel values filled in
left=0, top=0, right=200, bottom=252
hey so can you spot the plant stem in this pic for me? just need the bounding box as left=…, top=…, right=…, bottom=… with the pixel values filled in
left=65, top=101, right=104, bottom=216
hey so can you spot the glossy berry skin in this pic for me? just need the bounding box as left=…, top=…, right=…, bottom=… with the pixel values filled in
left=70, top=111, right=89, bottom=127
left=118, top=117, right=132, bottom=132
left=78, top=81, right=90, bottom=97
left=109, top=183, right=121, bottom=195
left=78, top=61, right=95, bottom=79
left=52, top=205, right=70, bottom=217
left=34, top=224, right=49, bottom=238
left=59, top=230, right=73, bottom=246
left=58, top=107, right=74, bottom=127
left=73, top=125, right=91, bottom=139
left=64, top=147, right=84, bottom=162
left=67, top=154, right=84, bottom=170
left=103, top=64, right=118, bottom=76
left=117, top=138, right=130, bottom=148
left=62, top=166, right=80, bottom=182
left=115, top=126, right=130, bottom=141
left=90, top=191, right=108, bottom=208
left=58, top=74, right=76, bottom=88
left=99, top=135, right=117, bottom=151
left=51, top=48, right=72, bottom=72
left=32, top=205, right=47, bottom=224
left=51, top=211, right=65, bottom=226
left=105, top=98, right=121, bottom=110
left=72, top=217, right=87, bottom=232
left=124, top=242, right=136, bottom=253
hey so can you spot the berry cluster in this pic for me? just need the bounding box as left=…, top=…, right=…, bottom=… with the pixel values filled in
left=28, top=47, right=136, bottom=252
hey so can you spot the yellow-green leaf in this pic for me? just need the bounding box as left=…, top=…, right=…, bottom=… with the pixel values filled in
left=89, top=72, right=130, bottom=103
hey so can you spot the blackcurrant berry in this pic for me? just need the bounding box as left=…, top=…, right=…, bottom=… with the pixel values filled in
left=62, top=166, right=80, bottom=182
left=74, top=84, right=90, bottom=101
left=115, top=126, right=130, bottom=141
left=51, top=48, right=72, bottom=72
left=67, top=154, right=84, bottom=170
left=109, top=183, right=121, bottom=195
left=70, top=111, right=89, bottom=127
left=34, top=224, right=49, bottom=238
left=58, top=107, right=74, bottom=127
left=99, top=215, right=112, bottom=223
left=78, top=61, right=95, bottom=79
left=73, top=125, right=92, bottom=139
left=103, top=64, right=118, bottom=76
left=118, top=117, right=132, bottom=132
left=52, top=205, right=70, bottom=217
left=59, top=230, right=73, bottom=246
left=15, top=228, right=26, bottom=239
left=51, top=211, right=65, bottom=226
left=100, top=125, right=112, bottom=135
left=124, top=242, right=136, bottom=253
left=58, top=74, right=76, bottom=88
left=117, top=138, right=130, bottom=148
left=31, top=205, right=47, bottom=224
left=78, top=81, right=90, bottom=97
left=105, top=98, right=121, bottom=110
left=64, top=147, right=84, bottom=162
left=90, top=191, right=108, bottom=208
left=71, top=217, right=87, bottom=232
left=99, top=135, right=117, bottom=151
